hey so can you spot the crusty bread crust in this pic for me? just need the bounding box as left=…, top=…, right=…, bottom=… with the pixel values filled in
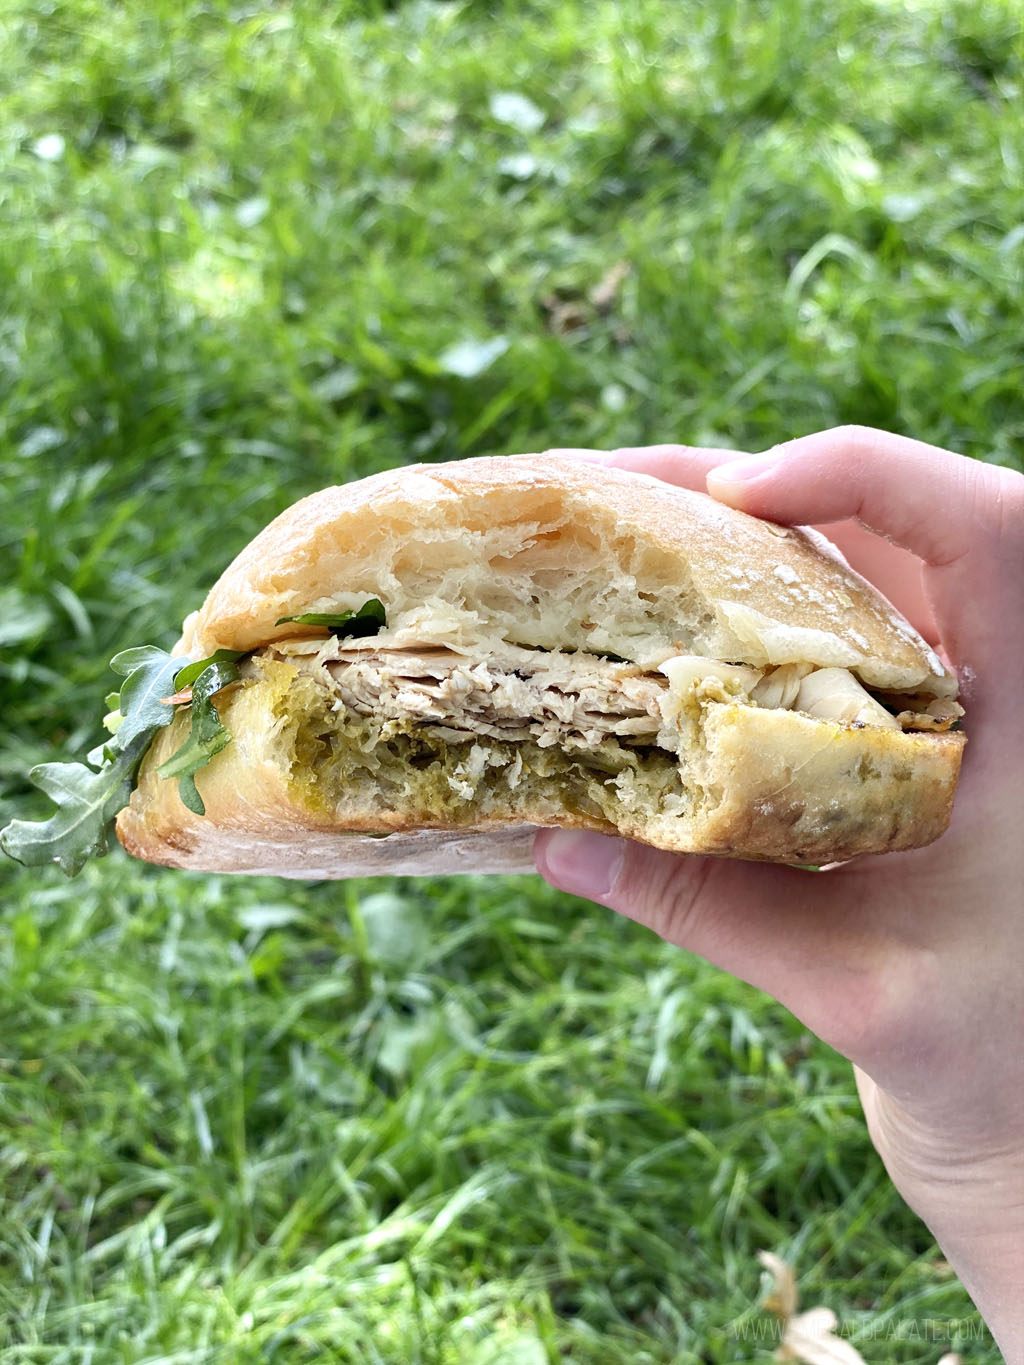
left=179, top=456, right=954, bottom=696
left=694, top=704, right=963, bottom=862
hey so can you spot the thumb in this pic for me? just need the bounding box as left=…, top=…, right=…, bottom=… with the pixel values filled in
left=705, top=425, right=1008, bottom=568
left=534, top=828, right=891, bottom=1052
left=705, top=424, right=1024, bottom=735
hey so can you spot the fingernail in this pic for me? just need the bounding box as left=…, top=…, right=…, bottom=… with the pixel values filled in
left=708, top=452, right=780, bottom=485
left=538, top=830, right=625, bottom=899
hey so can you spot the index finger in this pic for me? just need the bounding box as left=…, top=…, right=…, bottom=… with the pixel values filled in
left=706, top=426, right=1011, bottom=569
left=540, top=443, right=746, bottom=488
left=708, top=427, right=1024, bottom=725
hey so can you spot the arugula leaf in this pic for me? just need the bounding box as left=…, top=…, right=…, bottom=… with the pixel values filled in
left=275, top=598, right=385, bottom=637
left=108, top=647, right=184, bottom=750
left=0, top=749, right=144, bottom=876
left=172, top=649, right=243, bottom=691
left=156, top=658, right=241, bottom=816
left=3, top=644, right=254, bottom=876
left=0, top=648, right=183, bottom=875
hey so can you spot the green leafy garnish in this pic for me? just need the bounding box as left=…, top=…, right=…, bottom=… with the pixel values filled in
left=0, top=758, right=143, bottom=878
left=172, top=649, right=243, bottom=690
left=0, top=647, right=182, bottom=876
left=109, top=648, right=186, bottom=748
left=156, top=657, right=242, bottom=816
left=275, top=598, right=386, bottom=636
left=1, top=647, right=249, bottom=876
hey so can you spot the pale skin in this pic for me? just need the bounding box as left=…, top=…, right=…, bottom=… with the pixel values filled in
left=531, top=427, right=1024, bottom=1359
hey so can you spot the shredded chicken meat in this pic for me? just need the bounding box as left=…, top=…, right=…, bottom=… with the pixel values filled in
left=268, top=639, right=960, bottom=743
left=311, top=646, right=667, bottom=749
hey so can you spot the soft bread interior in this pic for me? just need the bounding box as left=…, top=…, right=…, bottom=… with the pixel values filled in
left=117, top=647, right=965, bottom=875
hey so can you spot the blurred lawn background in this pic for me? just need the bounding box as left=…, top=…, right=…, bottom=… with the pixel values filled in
left=1, top=0, right=1022, bottom=1359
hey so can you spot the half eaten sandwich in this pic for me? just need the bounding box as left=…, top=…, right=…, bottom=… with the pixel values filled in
left=111, top=455, right=965, bottom=877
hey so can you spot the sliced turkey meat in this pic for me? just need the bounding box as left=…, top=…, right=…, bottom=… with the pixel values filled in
left=288, top=644, right=667, bottom=749
left=266, top=639, right=960, bottom=743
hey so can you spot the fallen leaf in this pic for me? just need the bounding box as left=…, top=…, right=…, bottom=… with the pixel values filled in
left=489, top=91, right=545, bottom=133
left=756, top=1251, right=961, bottom=1365
left=758, top=1250, right=799, bottom=1320
left=436, top=336, right=509, bottom=378
left=539, top=261, right=630, bottom=337
left=778, top=1307, right=868, bottom=1364
left=32, top=132, right=65, bottom=161
left=758, top=1253, right=867, bottom=1363
left=539, top=294, right=589, bottom=335
left=589, top=259, right=630, bottom=311
left=235, top=195, right=269, bottom=228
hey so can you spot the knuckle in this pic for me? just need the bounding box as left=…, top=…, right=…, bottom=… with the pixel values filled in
left=829, top=424, right=880, bottom=465
left=832, top=422, right=877, bottom=445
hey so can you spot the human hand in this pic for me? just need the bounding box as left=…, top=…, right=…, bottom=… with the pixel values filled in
left=532, top=427, right=1024, bottom=1357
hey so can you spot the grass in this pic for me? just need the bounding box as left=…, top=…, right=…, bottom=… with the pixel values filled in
left=1, top=0, right=1022, bottom=1359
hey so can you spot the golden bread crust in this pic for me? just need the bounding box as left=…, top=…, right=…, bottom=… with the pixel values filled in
left=179, top=457, right=953, bottom=696
left=696, top=704, right=963, bottom=863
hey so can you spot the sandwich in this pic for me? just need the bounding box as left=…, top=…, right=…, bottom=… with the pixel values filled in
left=1, top=456, right=965, bottom=879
